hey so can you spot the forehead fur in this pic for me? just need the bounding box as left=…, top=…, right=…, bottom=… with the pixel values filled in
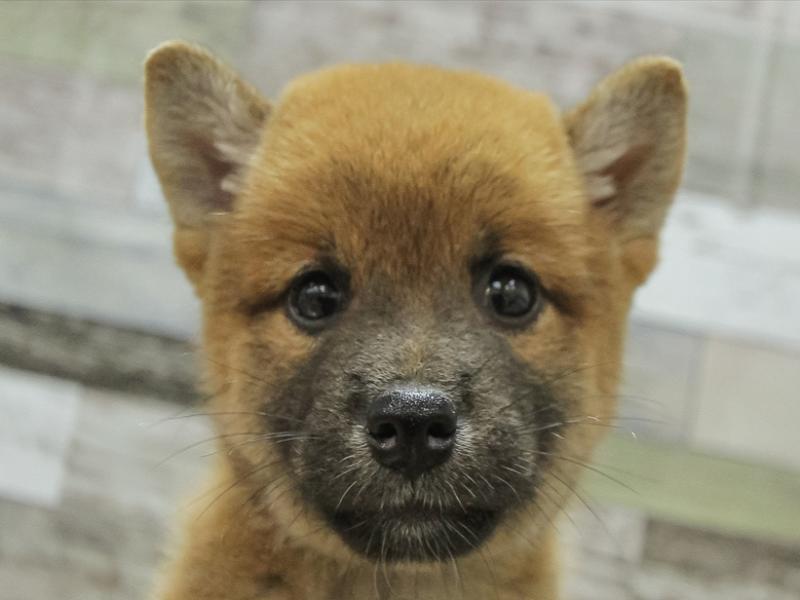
left=221, top=63, right=592, bottom=303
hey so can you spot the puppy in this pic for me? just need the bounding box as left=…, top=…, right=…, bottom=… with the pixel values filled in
left=144, top=41, right=686, bottom=600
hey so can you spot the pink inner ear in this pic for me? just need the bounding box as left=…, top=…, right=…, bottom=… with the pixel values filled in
left=184, top=132, right=236, bottom=212
left=592, top=142, right=652, bottom=208
left=590, top=186, right=617, bottom=209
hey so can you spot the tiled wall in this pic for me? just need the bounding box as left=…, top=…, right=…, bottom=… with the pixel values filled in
left=1, top=1, right=798, bottom=470
left=1, top=0, right=797, bottom=214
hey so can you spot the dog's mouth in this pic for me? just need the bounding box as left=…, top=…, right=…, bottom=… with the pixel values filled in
left=325, top=505, right=500, bottom=562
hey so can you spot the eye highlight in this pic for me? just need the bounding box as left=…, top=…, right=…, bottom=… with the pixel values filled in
left=288, top=270, right=344, bottom=331
left=477, top=263, right=543, bottom=327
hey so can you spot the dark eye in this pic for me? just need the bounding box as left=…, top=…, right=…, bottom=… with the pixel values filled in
left=480, top=263, right=542, bottom=325
left=288, top=270, right=343, bottom=330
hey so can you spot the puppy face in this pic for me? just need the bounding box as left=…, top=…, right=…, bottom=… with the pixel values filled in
left=145, top=45, right=686, bottom=564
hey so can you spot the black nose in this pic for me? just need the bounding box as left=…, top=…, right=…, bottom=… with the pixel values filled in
left=366, top=385, right=457, bottom=479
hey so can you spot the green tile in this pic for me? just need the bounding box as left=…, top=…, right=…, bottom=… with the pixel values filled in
left=81, top=0, right=251, bottom=83
left=583, top=434, right=800, bottom=544
left=0, top=1, right=91, bottom=67
left=0, top=1, right=252, bottom=84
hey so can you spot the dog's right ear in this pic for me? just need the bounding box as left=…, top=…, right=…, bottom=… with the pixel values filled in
left=144, top=41, right=269, bottom=287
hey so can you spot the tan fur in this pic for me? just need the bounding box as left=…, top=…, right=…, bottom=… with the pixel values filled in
left=144, top=41, right=686, bottom=600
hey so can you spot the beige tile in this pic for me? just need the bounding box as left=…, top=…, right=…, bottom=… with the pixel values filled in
left=620, top=322, right=704, bottom=442
left=692, top=337, right=800, bottom=470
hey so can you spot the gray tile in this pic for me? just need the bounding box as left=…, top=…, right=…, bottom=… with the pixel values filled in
left=783, top=1, right=800, bottom=40
left=0, top=61, right=76, bottom=188
left=601, top=0, right=769, bottom=22
left=563, top=503, right=648, bottom=563
left=241, top=1, right=759, bottom=207
left=687, top=1, right=768, bottom=19
left=643, top=520, right=800, bottom=589
left=0, top=497, right=160, bottom=600
left=238, top=1, right=483, bottom=93
left=0, top=181, right=199, bottom=337
left=620, top=322, right=704, bottom=442
left=691, top=337, right=800, bottom=471
left=676, top=24, right=762, bottom=203
left=562, top=503, right=646, bottom=600
left=753, top=39, right=800, bottom=214
left=0, top=384, right=212, bottom=600
left=632, top=519, right=800, bottom=599
left=0, top=303, right=197, bottom=402
left=53, top=76, right=143, bottom=209
left=633, top=191, right=800, bottom=352
left=0, top=60, right=142, bottom=210
left=68, top=387, right=213, bottom=519
left=631, top=563, right=799, bottom=600
left=0, top=367, right=79, bottom=507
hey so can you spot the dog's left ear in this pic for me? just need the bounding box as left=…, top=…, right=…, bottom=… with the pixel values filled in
left=565, top=57, right=687, bottom=279
left=144, top=41, right=270, bottom=288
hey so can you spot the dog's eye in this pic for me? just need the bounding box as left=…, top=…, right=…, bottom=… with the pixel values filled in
left=480, top=264, right=542, bottom=325
left=288, top=270, right=343, bottom=329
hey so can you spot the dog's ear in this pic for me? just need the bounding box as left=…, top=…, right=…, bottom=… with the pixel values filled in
left=144, top=41, right=269, bottom=286
left=565, top=57, right=687, bottom=279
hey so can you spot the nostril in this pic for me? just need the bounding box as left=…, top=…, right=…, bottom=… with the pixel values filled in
left=427, top=419, right=455, bottom=440
left=426, top=418, right=456, bottom=451
left=369, top=421, right=398, bottom=449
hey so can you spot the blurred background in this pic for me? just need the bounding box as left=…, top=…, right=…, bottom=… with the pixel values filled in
left=0, top=1, right=798, bottom=599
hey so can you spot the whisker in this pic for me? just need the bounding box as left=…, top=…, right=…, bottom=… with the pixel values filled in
left=193, top=462, right=278, bottom=523
left=335, top=480, right=360, bottom=512
left=145, top=410, right=308, bottom=427
left=532, top=451, right=639, bottom=494
left=155, top=432, right=267, bottom=467
left=544, top=467, right=604, bottom=538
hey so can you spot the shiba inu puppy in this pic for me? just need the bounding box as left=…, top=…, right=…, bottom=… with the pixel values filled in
left=144, top=41, right=686, bottom=600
